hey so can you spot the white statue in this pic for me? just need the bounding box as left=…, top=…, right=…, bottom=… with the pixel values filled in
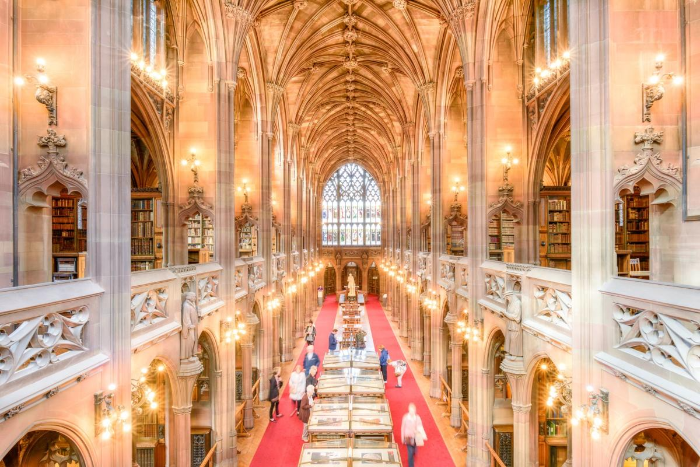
left=347, top=273, right=356, bottom=297
left=181, top=292, right=199, bottom=360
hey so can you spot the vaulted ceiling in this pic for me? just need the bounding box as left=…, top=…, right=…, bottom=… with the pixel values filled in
left=247, top=0, right=454, bottom=184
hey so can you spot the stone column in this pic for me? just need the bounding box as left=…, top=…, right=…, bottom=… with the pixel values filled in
left=173, top=358, right=203, bottom=467
left=502, top=356, right=530, bottom=467
left=422, top=311, right=431, bottom=376
left=430, top=132, right=446, bottom=399
left=241, top=339, right=255, bottom=429
left=445, top=313, right=464, bottom=428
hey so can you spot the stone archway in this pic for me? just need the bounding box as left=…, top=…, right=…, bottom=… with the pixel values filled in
left=342, top=261, right=362, bottom=291
left=1, top=430, right=87, bottom=467
left=367, top=263, right=380, bottom=295
left=323, top=265, right=336, bottom=296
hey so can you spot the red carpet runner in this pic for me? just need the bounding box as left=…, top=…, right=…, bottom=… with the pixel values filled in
left=364, top=295, right=455, bottom=467
left=248, top=294, right=338, bottom=467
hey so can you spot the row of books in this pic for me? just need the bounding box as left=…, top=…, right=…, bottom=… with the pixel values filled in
left=52, top=217, right=75, bottom=225
left=53, top=231, right=75, bottom=238
left=627, top=209, right=649, bottom=220
left=132, top=222, right=154, bottom=237
left=629, top=244, right=648, bottom=252
left=549, top=244, right=571, bottom=253
left=132, top=211, right=153, bottom=222
left=131, top=238, right=154, bottom=256
left=548, top=199, right=569, bottom=211
left=549, top=212, right=570, bottom=222
left=548, top=222, right=570, bottom=233
left=627, top=220, right=649, bottom=230
left=52, top=209, right=75, bottom=217
left=548, top=233, right=571, bottom=243
left=627, top=233, right=649, bottom=242
left=131, top=199, right=154, bottom=210
left=53, top=198, right=76, bottom=208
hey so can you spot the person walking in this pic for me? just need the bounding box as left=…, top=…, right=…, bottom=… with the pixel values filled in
left=379, top=345, right=390, bottom=384
left=328, top=328, right=338, bottom=351
left=268, top=367, right=284, bottom=422
left=303, top=345, right=320, bottom=376
left=289, top=364, right=306, bottom=415
left=304, top=320, right=316, bottom=346
left=299, top=384, right=315, bottom=442
left=306, top=365, right=319, bottom=397
left=389, top=358, right=407, bottom=388
left=401, top=403, right=426, bottom=467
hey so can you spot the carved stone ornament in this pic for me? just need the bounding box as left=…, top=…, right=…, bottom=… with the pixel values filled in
left=0, top=306, right=89, bottom=387
left=34, top=83, right=58, bottom=126
left=223, top=1, right=254, bottom=25
left=179, top=185, right=214, bottom=225
left=446, top=1, right=476, bottom=30
left=488, top=182, right=524, bottom=223
left=131, top=288, right=168, bottom=332
left=19, top=129, right=88, bottom=204
left=393, top=0, right=407, bottom=10
left=534, top=286, right=572, bottom=330
left=614, top=125, right=681, bottom=205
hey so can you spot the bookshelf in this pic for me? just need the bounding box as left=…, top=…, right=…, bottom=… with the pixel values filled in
left=541, top=189, right=571, bottom=270
left=488, top=212, right=514, bottom=261
left=131, top=196, right=156, bottom=271
left=51, top=195, right=87, bottom=281
left=620, top=187, right=650, bottom=279
left=187, top=213, right=214, bottom=263
left=238, top=222, right=258, bottom=257
left=615, top=201, right=631, bottom=277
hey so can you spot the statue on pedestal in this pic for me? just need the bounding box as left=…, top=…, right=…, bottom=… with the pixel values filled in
left=181, top=292, right=199, bottom=360
left=347, top=273, right=356, bottom=297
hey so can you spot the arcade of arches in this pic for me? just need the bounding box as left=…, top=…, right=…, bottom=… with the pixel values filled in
left=1, top=0, right=700, bottom=466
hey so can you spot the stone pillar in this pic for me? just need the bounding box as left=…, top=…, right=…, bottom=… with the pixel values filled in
left=174, top=358, right=203, bottom=467
left=430, top=131, right=446, bottom=399
left=422, top=311, right=431, bottom=376
left=445, top=314, right=464, bottom=428
left=241, top=339, right=255, bottom=429
left=502, top=356, right=530, bottom=467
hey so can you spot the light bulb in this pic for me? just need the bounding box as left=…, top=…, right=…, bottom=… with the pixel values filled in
left=655, top=53, right=666, bottom=63
left=234, top=334, right=241, bottom=340
left=101, top=430, right=112, bottom=440
left=513, top=158, right=519, bottom=165
left=139, top=376, right=146, bottom=383
left=14, top=76, right=25, bottom=86
left=162, top=79, right=168, bottom=87
left=160, top=69, right=167, bottom=77
left=533, top=77, right=540, bottom=85
left=541, top=70, right=550, bottom=78
left=501, top=157, right=508, bottom=164
left=146, top=65, right=153, bottom=73
left=157, top=364, right=165, bottom=372
left=138, top=60, right=146, bottom=69
left=181, top=159, right=188, bottom=166
left=591, top=429, right=601, bottom=440
left=593, top=416, right=603, bottom=427
left=120, top=410, right=129, bottom=420
left=37, top=74, right=49, bottom=84
left=194, top=160, right=201, bottom=166
left=141, top=367, right=148, bottom=374
left=562, top=51, right=571, bottom=59
left=648, top=75, right=660, bottom=85
left=540, top=364, right=548, bottom=371
left=571, top=417, right=579, bottom=426
left=672, top=75, right=683, bottom=86
left=122, top=423, right=132, bottom=432
left=150, top=402, right=158, bottom=409
left=107, top=383, right=117, bottom=391
left=535, top=67, right=542, bottom=74
left=576, top=409, right=585, bottom=419
left=36, top=57, right=46, bottom=66
left=130, top=52, right=138, bottom=61
left=586, top=385, right=594, bottom=393
left=225, top=337, right=231, bottom=344
left=546, top=399, right=554, bottom=407
left=102, top=418, right=112, bottom=428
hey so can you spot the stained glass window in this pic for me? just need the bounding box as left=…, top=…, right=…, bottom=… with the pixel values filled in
left=322, top=163, right=381, bottom=246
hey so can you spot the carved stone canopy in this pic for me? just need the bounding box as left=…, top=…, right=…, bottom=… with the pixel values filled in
left=487, top=183, right=523, bottom=223
left=178, top=185, right=214, bottom=225
left=615, top=125, right=681, bottom=206
left=19, top=129, right=87, bottom=207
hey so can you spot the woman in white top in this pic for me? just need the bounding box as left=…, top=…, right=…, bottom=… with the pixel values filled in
left=289, top=365, right=306, bottom=415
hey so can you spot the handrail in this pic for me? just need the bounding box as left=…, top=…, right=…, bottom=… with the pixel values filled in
left=235, top=402, right=248, bottom=437
left=198, top=441, right=219, bottom=467
left=438, top=376, right=452, bottom=418
left=484, top=441, right=507, bottom=467
left=455, top=401, right=470, bottom=452
left=252, top=377, right=262, bottom=406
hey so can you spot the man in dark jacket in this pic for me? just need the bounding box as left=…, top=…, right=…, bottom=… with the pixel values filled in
left=328, top=329, right=338, bottom=351
left=268, top=367, right=284, bottom=422
left=379, top=345, right=390, bottom=384
left=306, top=365, right=318, bottom=397
left=303, top=345, right=320, bottom=376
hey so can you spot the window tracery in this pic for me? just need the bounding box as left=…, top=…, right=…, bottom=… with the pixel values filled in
left=321, top=163, right=381, bottom=246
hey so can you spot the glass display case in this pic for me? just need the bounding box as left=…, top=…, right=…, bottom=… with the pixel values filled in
left=298, top=439, right=402, bottom=467
left=316, top=369, right=385, bottom=398
left=307, top=396, right=393, bottom=442
left=323, top=350, right=380, bottom=371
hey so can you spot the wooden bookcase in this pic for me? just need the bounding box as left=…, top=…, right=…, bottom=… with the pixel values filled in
left=617, top=187, right=650, bottom=279
left=488, top=212, right=514, bottom=261
left=51, top=195, right=87, bottom=281
left=540, top=189, right=571, bottom=270
left=187, top=213, right=214, bottom=263
left=238, top=223, right=258, bottom=257
left=131, top=194, right=161, bottom=271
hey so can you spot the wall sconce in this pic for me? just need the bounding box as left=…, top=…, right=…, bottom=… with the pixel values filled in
left=237, top=180, right=250, bottom=204
left=422, top=290, right=439, bottom=312
left=94, top=386, right=131, bottom=440
left=221, top=310, right=247, bottom=344
left=532, top=50, right=570, bottom=90
left=456, top=310, right=481, bottom=342
left=571, top=386, right=609, bottom=440
left=15, top=57, right=58, bottom=126
left=286, top=278, right=298, bottom=295
left=500, top=146, right=519, bottom=184
left=451, top=178, right=465, bottom=202
left=642, top=54, right=683, bottom=123
left=300, top=272, right=308, bottom=284
left=266, top=293, right=281, bottom=312
left=181, top=148, right=201, bottom=185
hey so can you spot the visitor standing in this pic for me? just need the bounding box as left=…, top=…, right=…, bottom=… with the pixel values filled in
left=304, top=320, right=316, bottom=346
left=328, top=328, right=338, bottom=351
left=306, top=365, right=319, bottom=397
left=299, top=384, right=315, bottom=442
left=379, top=345, right=390, bottom=384
left=303, top=345, right=320, bottom=376
left=389, top=358, right=407, bottom=388
left=401, top=403, right=426, bottom=467
left=289, top=364, right=306, bottom=415
left=268, top=367, right=284, bottom=422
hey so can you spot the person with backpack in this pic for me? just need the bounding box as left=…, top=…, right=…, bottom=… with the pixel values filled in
left=379, top=345, right=390, bottom=384
left=304, top=320, right=316, bottom=346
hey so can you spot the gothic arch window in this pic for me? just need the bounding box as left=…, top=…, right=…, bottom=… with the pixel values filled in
left=321, top=163, right=381, bottom=246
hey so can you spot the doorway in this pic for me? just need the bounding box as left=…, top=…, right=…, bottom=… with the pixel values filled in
left=342, top=261, right=362, bottom=291
left=324, top=265, right=336, bottom=295
left=368, top=263, right=379, bottom=295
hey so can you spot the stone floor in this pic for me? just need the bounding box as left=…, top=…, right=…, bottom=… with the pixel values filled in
left=237, top=301, right=468, bottom=466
